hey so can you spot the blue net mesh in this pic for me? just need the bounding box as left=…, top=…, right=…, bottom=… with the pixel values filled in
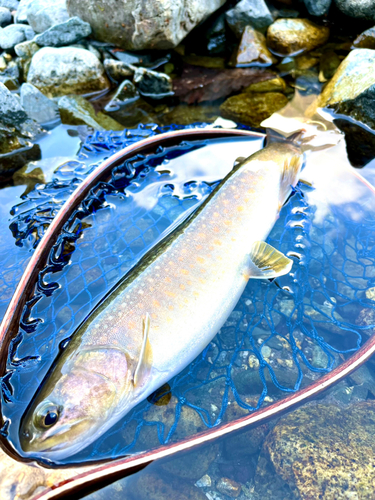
left=1, top=123, right=374, bottom=464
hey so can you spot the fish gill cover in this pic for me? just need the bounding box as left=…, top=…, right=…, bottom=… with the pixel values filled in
left=1, top=123, right=374, bottom=464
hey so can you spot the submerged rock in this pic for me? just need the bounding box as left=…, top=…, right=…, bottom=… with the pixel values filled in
left=319, top=50, right=341, bottom=81
left=257, top=402, right=375, bottom=499
left=225, top=0, right=273, bottom=38
left=220, top=92, right=288, bottom=128
left=216, top=477, right=241, bottom=498
left=67, top=0, right=226, bottom=50
left=0, top=23, right=34, bottom=49
left=134, top=66, right=173, bottom=99
left=157, top=104, right=220, bottom=126
left=173, top=65, right=275, bottom=104
left=334, top=0, right=375, bottom=21
left=58, top=95, right=124, bottom=131
left=27, top=47, right=110, bottom=98
left=244, top=75, right=286, bottom=93
left=353, top=26, right=375, bottom=49
left=312, top=49, right=375, bottom=130
left=303, top=0, right=332, bottom=16
left=34, top=16, right=92, bottom=47
left=0, top=82, right=41, bottom=177
left=0, top=7, right=12, bottom=27
left=20, top=83, right=58, bottom=124
left=26, top=0, right=69, bottom=33
left=230, top=25, right=276, bottom=67
left=266, top=18, right=330, bottom=56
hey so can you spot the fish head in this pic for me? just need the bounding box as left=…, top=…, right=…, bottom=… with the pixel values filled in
left=19, top=347, right=133, bottom=460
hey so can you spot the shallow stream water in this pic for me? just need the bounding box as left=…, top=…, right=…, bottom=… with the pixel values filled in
left=1, top=111, right=375, bottom=498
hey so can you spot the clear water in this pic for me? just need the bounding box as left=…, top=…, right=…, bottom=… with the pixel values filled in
left=2, top=122, right=375, bottom=498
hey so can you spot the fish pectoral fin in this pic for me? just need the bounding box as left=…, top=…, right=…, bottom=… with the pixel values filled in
left=233, top=156, right=246, bottom=167
left=133, top=313, right=153, bottom=387
left=246, top=241, right=293, bottom=279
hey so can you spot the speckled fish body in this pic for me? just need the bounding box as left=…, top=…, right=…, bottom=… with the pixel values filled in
left=20, top=142, right=302, bottom=460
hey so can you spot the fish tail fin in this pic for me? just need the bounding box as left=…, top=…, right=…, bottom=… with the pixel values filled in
left=279, top=154, right=303, bottom=206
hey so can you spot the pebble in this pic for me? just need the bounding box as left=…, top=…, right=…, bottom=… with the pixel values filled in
left=0, top=23, right=34, bottom=50
left=267, top=18, right=330, bottom=56
left=353, top=26, right=375, bottom=49
left=230, top=25, right=276, bottom=67
left=216, top=477, right=242, bottom=498
left=14, top=40, right=39, bottom=58
left=261, top=345, right=272, bottom=358
left=225, top=0, right=273, bottom=38
left=334, top=0, right=375, bottom=21
left=67, top=0, right=226, bottom=50
left=20, top=83, right=59, bottom=124
left=0, top=7, right=11, bottom=27
left=15, top=0, right=32, bottom=24
left=27, top=47, right=109, bottom=98
left=26, top=0, right=69, bottom=33
left=34, top=16, right=92, bottom=47
left=303, top=0, right=332, bottom=16
left=58, top=95, right=124, bottom=131
left=195, top=474, right=212, bottom=488
left=220, top=91, right=288, bottom=128
left=134, top=66, right=173, bottom=99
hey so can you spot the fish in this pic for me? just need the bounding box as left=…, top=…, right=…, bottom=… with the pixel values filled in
left=19, top=141, right=303, bottom=460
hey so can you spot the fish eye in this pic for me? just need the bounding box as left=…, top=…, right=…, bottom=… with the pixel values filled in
left=34, top=402, right=60, bottom=429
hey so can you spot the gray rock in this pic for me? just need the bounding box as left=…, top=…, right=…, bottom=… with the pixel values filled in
left=14, top=0, right=32, bottom=23
left=27, top=0, right=69, bottom=33
left=0, top=59, right=19, bottom=89
left=334, top=0, right=375, bottom=21
left=225, top=0, right=273, bottom=38
left=14, top=39, right=39, bottom=58
left=0, top=0, right=19, bottom=10
left=20, top=83, right=59, bottom=124
left=66, top=0, right=227, bottom=50
left=303, top=0, right=332, bottom=16
left=134, top=66, right=173, bottom=99
left=0, top=7, right=12, bottom=27
left=27, top=46, right=110, bottom=98
left=313, top=49, right=375, bottom=130
left=103, top=58, right=134, bottom=83
left=0, top=82, right=42, bottom=177
left=34, top=16, right=92, bottom=47
left=0, top=23, right=34, bottom=49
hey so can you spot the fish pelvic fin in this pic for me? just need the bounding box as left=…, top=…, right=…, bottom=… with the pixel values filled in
left=246, top=241, right=293, bottom=279
left=280, top=154, right=303, bottom=204
left=133, top=313, right=153, bottom=387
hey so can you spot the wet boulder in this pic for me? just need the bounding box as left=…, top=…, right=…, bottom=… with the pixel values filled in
left=220, top=92, right=288, bottom=128
left=334, top=0, right=375, bottom=21
left=133, top=66, right=173, bottom=100
left=225, top=0, right=273, bottom=38
left=58, top=95, right=124, bottom=131
left=66, top=0, right=226, bottom=50
left=34, top=16, right=92, bottom=47
left=26, top=0, right=69, bottom=33
left=0, top=23, right=34, bottom=49
left=353, top=26, right=375, bottom=49
left=313, top=49, right=375, bottom=130
left=20, top=83, right=58, bottom=124
left=303, top=0, right=332, bottom=16
left=267, top=18, right=330, bottom=56
left=103, top=58, right=134, bottom=83
left=230, top=25, right=276, bottom=67
left=255, top=402, right=375, bottom=499
left=27, top=47, right=110, bottom=98
left=0, top=7, right=12, bottom=27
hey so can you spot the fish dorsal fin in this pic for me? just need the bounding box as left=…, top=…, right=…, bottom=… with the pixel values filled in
left=234, top=156, right=247, bottom=166
left=133, top=313, right=153, bottom=387
left=247, top=241, right=293, bottom=279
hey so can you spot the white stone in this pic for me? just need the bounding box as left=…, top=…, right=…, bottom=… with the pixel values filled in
left=27, top=0, right=69, bottom=33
